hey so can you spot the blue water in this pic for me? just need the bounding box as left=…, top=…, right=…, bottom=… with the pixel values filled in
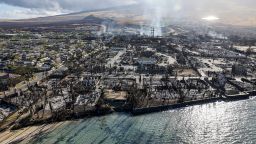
left=30, top=98, right=256, bottom=144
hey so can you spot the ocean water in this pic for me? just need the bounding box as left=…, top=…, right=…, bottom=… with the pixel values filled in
left=30, top=98, right=256, bottom=144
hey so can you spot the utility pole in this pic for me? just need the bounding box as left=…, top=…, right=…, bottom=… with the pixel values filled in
left=151, top=27, right=155, bottom=38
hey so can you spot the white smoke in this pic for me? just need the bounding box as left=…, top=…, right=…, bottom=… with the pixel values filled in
left=140, top=0, right=163, bottom=36
left=139, top=0, right=183, bottom=36
left=208, top=31, right=227, bottom=39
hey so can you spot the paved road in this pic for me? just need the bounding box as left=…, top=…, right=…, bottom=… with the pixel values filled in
left=0, top=46, right=106, bottom=99
left=0, top=64, right=67, bottom=99
left=106, top=49, right=126, bottom=68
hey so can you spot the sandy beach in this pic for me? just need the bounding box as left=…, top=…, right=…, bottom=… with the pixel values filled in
left=0, top=121, right=70, bottom=144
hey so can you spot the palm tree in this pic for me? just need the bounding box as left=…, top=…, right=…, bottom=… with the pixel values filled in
left=246, top=46, right=253, bottom=57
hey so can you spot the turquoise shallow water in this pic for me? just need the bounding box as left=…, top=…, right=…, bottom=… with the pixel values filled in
left=30, top=98, right=256, bottom=144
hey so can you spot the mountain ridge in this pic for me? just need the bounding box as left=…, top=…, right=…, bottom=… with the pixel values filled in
left=0, top=4, right=255, bottom=28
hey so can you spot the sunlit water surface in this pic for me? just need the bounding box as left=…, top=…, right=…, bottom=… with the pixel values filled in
left=31, top=98, right=256, bottom=144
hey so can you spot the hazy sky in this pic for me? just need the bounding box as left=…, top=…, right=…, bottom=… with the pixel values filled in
left=0, top=0, right=137, bottom=19
left=0, top=0, right=255, bottom=26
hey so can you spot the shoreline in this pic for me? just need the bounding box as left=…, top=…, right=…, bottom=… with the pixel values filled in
left=0, top=95, right=255, bottom=143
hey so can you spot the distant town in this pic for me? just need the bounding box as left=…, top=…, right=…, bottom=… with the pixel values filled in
left=0, top=15, right=256, bottom=132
